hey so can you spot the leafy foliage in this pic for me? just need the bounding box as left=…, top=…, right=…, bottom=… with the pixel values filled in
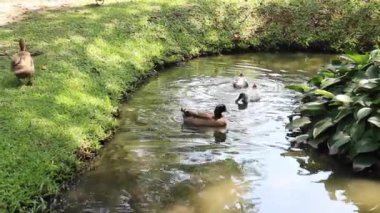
left=254, top=0, right=380, bottom=52
left=287, top=49, right=380, bottom=172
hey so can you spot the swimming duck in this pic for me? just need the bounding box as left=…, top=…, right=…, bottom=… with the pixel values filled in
left=235, top=92, right=248, bottom=104
left=181, top=104, right=227, bottom=127
left=11, top=39, right=35, bottom=85
left=233, top=73, right=249, bottom=89
left=248, top=83, right=261, bottom=102
left=235, top=83, right=260, bottom=104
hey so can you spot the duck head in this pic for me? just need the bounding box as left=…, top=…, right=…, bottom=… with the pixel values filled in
left=19, top=39, right=26, bottom=51
left=235, top=93, right=248, bottom=104
left=214, top=104, right=227, bottom=119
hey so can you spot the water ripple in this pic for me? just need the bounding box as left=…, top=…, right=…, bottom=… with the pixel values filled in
left=59, top=53, right=363, bottom=213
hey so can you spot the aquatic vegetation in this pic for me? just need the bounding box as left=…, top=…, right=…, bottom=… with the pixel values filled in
left=287, top=49, right=380, bottom=172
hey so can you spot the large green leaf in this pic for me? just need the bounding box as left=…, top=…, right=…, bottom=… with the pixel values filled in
left=286, top=117, right=311, bottom=130
left=372, top=98, right=380, bottom=106
left=351, top=136, right=380, bottom=158
left=292, top=134, right=310, bottom=144
left=338, top=64, right=356, bottom=74
left=354, top=95, right=372, bottom=107
left=356, top=107, right=372, bottom=122
left=308, top=134, right=329, bottom=149
left=334, top=108, right=352, bottom=123
left=350, top=121, right=366, bottom=141
left=343, top=82, right=357, bottom=94
left=365, top=65, right=379, bottom=78
left=328, top=131, right=350, bottom=155
left=313, top=117, right=334, bottom=138
left=320, top=69, right=336, bottom=78
left=353, top=155, right=377, bottom=172
left=336, top=114, right=355, bottom=132
left=341, top=53, right=369, bottom=65
left=300, top=101, right=326, bottom=115
left=320, top=78, right=341, bottom=89
left=331, top=59, right=342, bottom=66
left=313, top=89, right=335, bottom=98
left=368, top=116, right=380, bottom=128
left=335, top=94, right=353, bottom=104
left=358, top=79, right=379, bottom=90
left=369, top=49, right=380, bottom=63
left=285, top=84, right=310, bottom=93
left=309, top=75, right=323, bottom=86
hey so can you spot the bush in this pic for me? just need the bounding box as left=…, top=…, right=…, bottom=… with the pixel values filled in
left=253, top=0, right=380, bottom=52
left=286, top=49, right=380, bottom=172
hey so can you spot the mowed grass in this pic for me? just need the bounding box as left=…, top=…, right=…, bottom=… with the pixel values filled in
left=0, top=0, right=379, bottom=211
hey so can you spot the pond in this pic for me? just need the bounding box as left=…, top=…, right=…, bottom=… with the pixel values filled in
left=60, top=53, right=380, bottom=213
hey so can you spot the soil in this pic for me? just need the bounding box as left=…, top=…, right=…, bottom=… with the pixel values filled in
left=0, top=0, right=104, bottom=26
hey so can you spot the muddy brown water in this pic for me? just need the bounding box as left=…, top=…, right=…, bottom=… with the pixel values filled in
left=59, top=53, right=380, bottom=213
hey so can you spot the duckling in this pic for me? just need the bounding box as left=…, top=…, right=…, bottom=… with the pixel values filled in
left=247, top=83, right=261, bottom=102
left=235, top=83, right=260, bottom=104
left=181, top=104, right=227, bottom=127
left=11, top=39, right=35, bottom=85
left=233, top=73, right=249, bottom=89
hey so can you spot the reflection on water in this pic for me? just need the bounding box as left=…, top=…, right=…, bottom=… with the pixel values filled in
left=284, top=147, right=380, bottom=213
left=181, top=125, right=228, bottom=143
left=164, top=180, right=243, bottom=213
left=324, top=177, right=380, bottom=213
left=60, top=53, right=380, bottom=213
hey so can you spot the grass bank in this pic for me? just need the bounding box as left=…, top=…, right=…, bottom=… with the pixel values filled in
left=0, top=0, right=379, bottom=211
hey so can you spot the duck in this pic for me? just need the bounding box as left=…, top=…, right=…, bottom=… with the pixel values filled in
left=11, top=39, right=35, bottom=85
left=233, top=73, right=249, bottom=89
left=235, top=83, right=261, bottom=105
left=181, top=104, right=227, bottom=127
left=235, top=92, right=249, bottom=110
left=248, top=83, right=261, bottom=102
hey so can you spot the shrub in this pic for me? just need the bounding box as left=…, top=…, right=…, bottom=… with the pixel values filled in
left=286, top=49, right=380, bottom=172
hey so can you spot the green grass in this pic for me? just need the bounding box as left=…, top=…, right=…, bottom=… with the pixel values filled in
left=0, top=0, right=379, bottom=211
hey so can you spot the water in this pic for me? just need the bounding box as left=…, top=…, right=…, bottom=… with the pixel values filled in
left=60, top=53, right=380, bottom=213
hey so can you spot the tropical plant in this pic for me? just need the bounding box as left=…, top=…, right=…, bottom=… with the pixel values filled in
left=286, top=49, right=380, bottom=172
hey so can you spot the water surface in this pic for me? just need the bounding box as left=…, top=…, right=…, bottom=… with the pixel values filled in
left=61, top=53, right=380, bottom=213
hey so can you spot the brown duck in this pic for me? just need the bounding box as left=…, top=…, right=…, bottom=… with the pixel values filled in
left=181, top=104, right=227, bottom=127
left=11, top=39, right=35, bottom=85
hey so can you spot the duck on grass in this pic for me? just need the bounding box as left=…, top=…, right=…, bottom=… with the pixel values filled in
left=10, top=39, right=34, bottom=86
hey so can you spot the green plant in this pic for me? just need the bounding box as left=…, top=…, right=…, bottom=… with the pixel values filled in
left=286, top=49, right=380, bottom=172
